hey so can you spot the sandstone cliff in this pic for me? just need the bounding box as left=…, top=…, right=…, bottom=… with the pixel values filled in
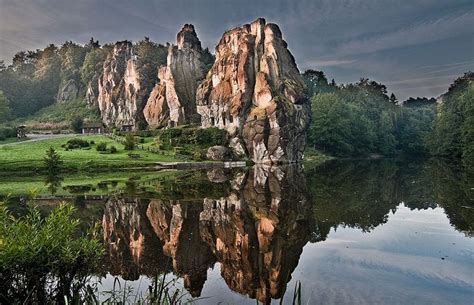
left=96, top=41, right=150, bottom=128
left=144, top=25, right=207, bottom=127
left=196, top=18, right=310, bottom=163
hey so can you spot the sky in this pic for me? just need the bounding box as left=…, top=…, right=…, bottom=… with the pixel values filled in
left=0, top=0, right=473, bottom=100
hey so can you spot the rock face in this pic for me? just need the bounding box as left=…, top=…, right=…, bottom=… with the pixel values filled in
left=196, top=18, right=310, bottom=164
left=144, top=25, right=206, bottom=127
left=97, top=41, right=149, bottom=128
left=206, top=145, right=230, bottom=161
left=57, top=79, right=79, bottom=102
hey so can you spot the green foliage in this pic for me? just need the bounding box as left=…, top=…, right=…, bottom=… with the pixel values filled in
left=134, top=38, right=168, bottom=92
left=201, top=47, right=215, bottom=74
left=0, top=91, right=11, bottom=123
left=71, top=116, right=84, bottom=133
left=80, top=47, right=105, bottom=87
left=193, top=127, right=227, bottom=146
left=308, top=88, right=391, bottom=156
left=22, top=99, right=101, bottom=128
left=109, top=145, right=118, bottom=154
left=154, top=127, right=227, bottom=150
left=96, top=142, right=107, bottom=152
left=0, top=203, right=103, bottom=304
left=63, top=138, right=90, bottom=150
left=395, top=104, right=436, bottom=155
left=43, top=147, right=63, bottom=173
left=124, top=133, right=136, bottom=150
left=302, top=70, right=336, bottom=96
left=428, top=73, right=473, bottom=163
left=0, top=127, right=16, bottom=141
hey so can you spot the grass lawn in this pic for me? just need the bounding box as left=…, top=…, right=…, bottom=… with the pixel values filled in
left=0, top=137, right=28, bottom=145
left=0, top=135, right=186, bottom=172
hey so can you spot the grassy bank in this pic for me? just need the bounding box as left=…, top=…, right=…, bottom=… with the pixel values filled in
left=0, top=134, right=184, bottom=172
left=0, top=170, right=183, bottom=197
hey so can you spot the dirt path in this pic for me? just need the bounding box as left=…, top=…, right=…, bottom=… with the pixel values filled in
left=0, top=134, right=75, bottom=146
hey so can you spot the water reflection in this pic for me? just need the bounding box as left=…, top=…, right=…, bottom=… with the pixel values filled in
left=20, top=159, right=473, bottom=303
left=100, top=165, right=313, bottom=302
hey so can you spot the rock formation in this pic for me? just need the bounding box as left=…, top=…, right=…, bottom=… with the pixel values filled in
left=196, top=18, right=311, bottom=164
left=57, top=79, right=79, bottom=102
left=144, top=25, right=207, bottom=127
left=96, top=41, right=151, bottom=128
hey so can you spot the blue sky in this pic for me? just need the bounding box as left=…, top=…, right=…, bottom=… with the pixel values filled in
left=0, top=0, right=473, bottom=100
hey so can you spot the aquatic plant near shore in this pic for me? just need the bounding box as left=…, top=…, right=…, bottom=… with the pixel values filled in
left=0, top=202, right=103, bottom=304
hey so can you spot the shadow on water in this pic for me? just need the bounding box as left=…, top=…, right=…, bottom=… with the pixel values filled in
left=2, top=158, right=473, bottom=303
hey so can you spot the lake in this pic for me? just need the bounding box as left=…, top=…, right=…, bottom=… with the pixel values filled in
left=2, top=159, right=473, bottom=304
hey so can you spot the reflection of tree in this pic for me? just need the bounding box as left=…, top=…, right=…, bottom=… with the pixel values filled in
left=307, top=160, right=401, bottom=238
left=427, top=159, right=474, bottom=236
left=307, top=159, right=474, bottom=238
left=44, top=174, right=63, bottom=195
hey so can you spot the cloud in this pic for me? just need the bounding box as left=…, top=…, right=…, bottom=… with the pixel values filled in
left=301, top=59, right=356, bottom=68
left=335, top=11, right=474, bottom=56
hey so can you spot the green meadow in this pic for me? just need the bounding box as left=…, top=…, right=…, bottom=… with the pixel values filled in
left=0, top=135, right=184, bottom=172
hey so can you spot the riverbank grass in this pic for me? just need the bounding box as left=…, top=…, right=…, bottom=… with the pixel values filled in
left=0, top=135, right=185, bottom=172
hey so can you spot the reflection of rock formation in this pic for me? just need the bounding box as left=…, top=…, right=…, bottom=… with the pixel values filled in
left=101, top=166, right=312, bottom=302
left=102, top=197, right=167, bottom=280
left=146, top=200, right=215, bottom=297
left=200, top=165, right=312, bottom=303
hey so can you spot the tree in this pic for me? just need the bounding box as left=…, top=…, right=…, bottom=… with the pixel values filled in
left=428, top=72, right=474, bottom=160
left=71, top=117, right=84, bottom=133
left=389, top=93, right=398, bottom=104
left=0, top=90, right=11, bottom=123
left=302, top=70, right=332, bottom=97
left=43, top=147, right=63, bottom=174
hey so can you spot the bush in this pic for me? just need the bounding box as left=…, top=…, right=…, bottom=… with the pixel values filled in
left=109, top=145, right=117, bottom=154
left=89, top=140, right=95, bottom=145
left=96, top=142, right=107, bottom=152
left=154, top=127, right=228, bottom=149
left=64, top=138, right=90, bottom=149
left=194, top=127, right=227, bottom=146
left=124, top=133, right=136, bottom=150
left=0, top=127, right=17, bottom=140
left=0, top=203, right=103, bottom=304
left=71, top=117, right=83, bottom=133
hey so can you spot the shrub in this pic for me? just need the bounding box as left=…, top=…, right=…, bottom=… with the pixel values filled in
left=0, top=127, right=17, bottom=140
left=64, top=138, right=90, bottom=149
left=154, top=127, right=228, bottom=149
left=71, top=117, right=84, bottom=133
left=0, top=203, right=103, bottom=304
left=124, top=133, right=136, bottom=150
left=90, top=140, right=95, bottom=145
left=96, top=142, right=107, bottom=152
left=194, top=128, right=227, bottom=146
left=109, top=145, right=117, bottom=154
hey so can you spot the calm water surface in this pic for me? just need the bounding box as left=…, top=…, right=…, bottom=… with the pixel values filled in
left=4, top=159, right=473, bottom=304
